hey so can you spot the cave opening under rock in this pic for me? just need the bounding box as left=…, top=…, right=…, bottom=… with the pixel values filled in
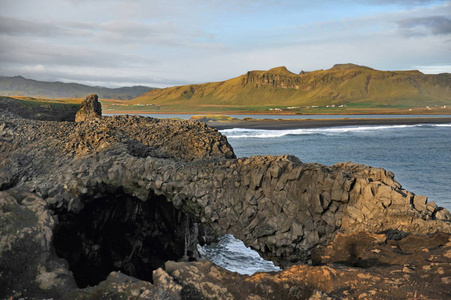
left=52, top=189, right=207, bottom=288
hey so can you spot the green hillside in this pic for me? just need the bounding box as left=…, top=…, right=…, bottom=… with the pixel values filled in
left=133, top=64, right=451, bottom=108
left=0, top=76, right=154, bottom=100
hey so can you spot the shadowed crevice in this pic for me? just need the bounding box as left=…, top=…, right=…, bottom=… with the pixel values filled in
left=52, top=190, right=209, bottom=288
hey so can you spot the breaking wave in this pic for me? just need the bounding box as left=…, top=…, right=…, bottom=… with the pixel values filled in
left=220, top=123, right=451, bottom=138
left=198, top=234, right=281, bottom=275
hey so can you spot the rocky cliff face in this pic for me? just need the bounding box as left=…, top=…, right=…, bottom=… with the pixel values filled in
left=1, top=99, right=450, bottom=299
left=243, top=66, right=305, bottom=90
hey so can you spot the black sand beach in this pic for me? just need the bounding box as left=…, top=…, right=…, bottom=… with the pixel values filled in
left=208, top=117, right=451, bottom=130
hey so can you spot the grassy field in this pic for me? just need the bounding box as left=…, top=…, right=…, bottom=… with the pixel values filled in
left=101, top=101, right=451, bottom=115
left=4, top=95, right=450, bottom=116
left=7, top=95, right=82, bottom=105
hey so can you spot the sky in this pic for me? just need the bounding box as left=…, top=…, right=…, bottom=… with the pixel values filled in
left=1, top=0, right=450, bottom=88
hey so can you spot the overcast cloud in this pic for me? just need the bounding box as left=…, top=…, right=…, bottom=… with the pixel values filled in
left=0, top=0, right=450, bottom=87
left=398, top=16, right=451, bottom=36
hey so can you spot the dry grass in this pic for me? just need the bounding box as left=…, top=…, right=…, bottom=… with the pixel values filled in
left=9, top=95, right=83, bottom=105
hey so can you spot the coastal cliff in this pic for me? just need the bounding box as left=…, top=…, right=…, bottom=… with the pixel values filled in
left=1, top=95, right=450, bottom=299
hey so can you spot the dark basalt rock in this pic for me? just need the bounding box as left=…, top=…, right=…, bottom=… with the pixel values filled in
left=75, top=94, right=102, bottom=122
left=0, top=99, right=450, bottom=299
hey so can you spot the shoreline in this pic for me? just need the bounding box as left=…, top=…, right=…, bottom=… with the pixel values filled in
left=104, top=109, right=451, bottom=116
left=207, top=117, right=451, bottom=130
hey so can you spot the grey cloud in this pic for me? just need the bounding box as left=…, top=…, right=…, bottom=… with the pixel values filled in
left=364, top=0, right=447, bottom=6
left=95, top=20, right=220, bottom=48
left=0, top=16, right=64, bottom=37
left=398, top=16, right=451, bottom=36
left=0, top=15, right=217, bottom=49
left=0, top=16, right=182, bottom=47
left=0, top=36, right=154, bottom=68
left=0, top=16, right=96, bottom=38
left=101, top=21, right=166, bottom=37
left=97, top=20, right=180, bottom=44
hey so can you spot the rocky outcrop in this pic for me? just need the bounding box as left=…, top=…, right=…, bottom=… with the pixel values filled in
left=244, top=66, right=306, bottom=90
left=1, top=100, right=450, bottom=299
left=0, top=96, right=79, bottom=121
left=75, top=94, right=102, bottom=122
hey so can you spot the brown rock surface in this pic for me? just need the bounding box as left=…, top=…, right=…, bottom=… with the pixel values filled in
left=159, top=232, right=451, bottom=299
left=65, top=232, right=451, bottom=300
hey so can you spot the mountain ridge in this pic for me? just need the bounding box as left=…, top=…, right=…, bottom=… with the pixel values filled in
left=134, top=64, right=451, bottom=107
left=0, top=75, right=154, bottom=100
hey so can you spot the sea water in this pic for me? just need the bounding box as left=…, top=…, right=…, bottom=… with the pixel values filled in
left=197, top=234, right=281, bottom=275
left=199, top=121, right=451, bottom=275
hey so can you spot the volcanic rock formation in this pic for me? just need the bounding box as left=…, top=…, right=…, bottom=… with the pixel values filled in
left=1, top=96, right=450, bottom=299
left=75, top=94, right=102, bottom=122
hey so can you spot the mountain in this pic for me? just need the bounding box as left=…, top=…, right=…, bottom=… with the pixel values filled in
left=134, top=64, right=451, bottom=107
left=0, top=76, right=154, bottom=100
